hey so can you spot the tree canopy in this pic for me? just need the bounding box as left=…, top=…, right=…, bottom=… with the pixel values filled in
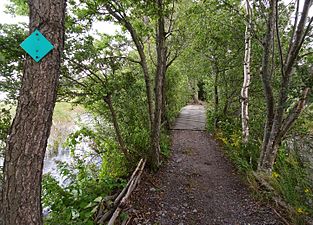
left=0, top=0, right=313, bottom=224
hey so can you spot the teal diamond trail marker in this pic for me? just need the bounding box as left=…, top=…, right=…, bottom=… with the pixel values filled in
left=20, top=29, right=54, bottom=62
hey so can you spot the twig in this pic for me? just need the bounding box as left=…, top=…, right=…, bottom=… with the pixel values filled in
left=113, top=159, right=144, bottom=206
left=98, top=208, right=115, bottom=224
left=272, top=207, right=292, bottom=225
left=107, top=159, right=146, bottom=225
left=121, top=216, right=132, bottom=225
left=97, top=159, right=146, bottom=224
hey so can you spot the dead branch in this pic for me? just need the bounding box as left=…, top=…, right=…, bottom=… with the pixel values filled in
left=97, top=159, right=146, bottom=224
left=107, top=159, right=146, bottom=225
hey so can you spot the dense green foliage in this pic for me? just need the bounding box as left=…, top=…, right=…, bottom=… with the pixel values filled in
left=42, top=136, right=127, bottom=224
left=1, top=0, right=312, bottom=224
left=156, top=0, right=313, bottom=223
left=175, top=0, right=313, bottom=223
left=0, top=107, right=11, bottom=181
left=0, top=23, right=26, bottom=101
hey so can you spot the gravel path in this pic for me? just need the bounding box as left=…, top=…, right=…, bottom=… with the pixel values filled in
left=128, top=105, right=284, bottom=225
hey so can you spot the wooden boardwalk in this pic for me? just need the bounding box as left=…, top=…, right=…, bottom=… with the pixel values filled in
left=171, top=104, right=206, bottom=131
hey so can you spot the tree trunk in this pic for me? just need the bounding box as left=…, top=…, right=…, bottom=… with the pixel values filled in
left=258, top=0, right=276, bottom=170
left=258, top=0, right=312, bottom=172
left=161, top=74, right=169, bottom=129
left=105, top=5, right=154, bottom=128
left=1, top=0, right=66, bottom=224
left=103, top=95, right=129, bottom=159
left=260, top=88, right=310, bottom=171
left=241, top=0, right=252, bottom=144
left=149, top=0, right=167, bottom=170
left=213, top=61, right=219, bottom=129
left=137, top=43, right=155, bottom=128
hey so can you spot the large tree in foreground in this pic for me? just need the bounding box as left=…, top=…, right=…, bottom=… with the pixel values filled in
left=1, top=0, right=66, bottom=224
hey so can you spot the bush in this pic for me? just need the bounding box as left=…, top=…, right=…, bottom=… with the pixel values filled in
left=271, top=147, right=313, bottom=223
left=210, top=110, right=313, bottom=224
left=42, top=153, right=127, bottom=224
left=42, top=116, right=129, bottom=224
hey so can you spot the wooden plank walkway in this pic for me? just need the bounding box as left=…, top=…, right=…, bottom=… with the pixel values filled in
left=171, top=104, right=206, bottom=131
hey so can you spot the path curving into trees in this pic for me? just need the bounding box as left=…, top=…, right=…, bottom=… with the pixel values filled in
left=128, top=105, right=284, bottom=225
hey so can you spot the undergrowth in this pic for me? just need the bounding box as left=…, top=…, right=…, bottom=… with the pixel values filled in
left=210, top=113, right=313, bottom=224
left=42, top=137, right=128, bottom=224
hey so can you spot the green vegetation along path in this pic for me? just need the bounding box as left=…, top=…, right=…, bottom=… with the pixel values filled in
left=128, top=104, right=284, bottom=225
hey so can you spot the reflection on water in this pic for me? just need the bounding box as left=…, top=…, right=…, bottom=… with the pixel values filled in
left=43, top=113, right=96, bottom=185
left=0, top=113, right=96, bottom=186
left=43, top=139, right=99, bottom=186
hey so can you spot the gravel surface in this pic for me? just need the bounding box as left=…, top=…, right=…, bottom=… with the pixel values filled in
left=127, top=130, right=285, bottom=225
left=127, top=105, right=285, bottom=224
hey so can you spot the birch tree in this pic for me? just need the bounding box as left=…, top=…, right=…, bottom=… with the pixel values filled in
left=241, top=0, right=252, bottom=143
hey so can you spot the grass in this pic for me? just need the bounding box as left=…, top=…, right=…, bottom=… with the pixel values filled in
left=272, top=150, right=313, bottom=223
left=0, top=101, right=85, bottom=123
left=52, top=102, right=85, bottom=123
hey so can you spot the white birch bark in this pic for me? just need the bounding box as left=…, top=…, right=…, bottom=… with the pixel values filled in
left=241, top=0, right=252, bottom=143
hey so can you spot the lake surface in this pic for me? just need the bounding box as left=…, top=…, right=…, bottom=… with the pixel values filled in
left=0, top=113, right=97, bottom=185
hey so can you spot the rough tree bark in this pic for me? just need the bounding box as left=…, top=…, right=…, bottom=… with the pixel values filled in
left=241, top=0, right=252, bottom=144
left=1, top=0, right=66, bottom=224
left=149, top=0, right=167, bottom=170
left=258, top=0, right=312, bottom=172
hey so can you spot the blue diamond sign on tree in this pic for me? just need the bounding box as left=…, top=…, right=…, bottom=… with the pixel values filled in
left=20, top=29, right=54, bottom=62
